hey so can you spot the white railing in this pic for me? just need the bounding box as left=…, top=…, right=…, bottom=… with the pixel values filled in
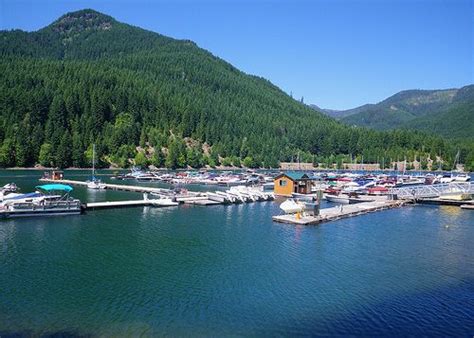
left=390, top=183, right=473, bottom=200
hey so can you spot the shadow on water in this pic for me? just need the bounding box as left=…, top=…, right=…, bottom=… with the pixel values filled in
left=0, top=330, right=92, bottom=338
left=289, top=280, right=474, bottom=336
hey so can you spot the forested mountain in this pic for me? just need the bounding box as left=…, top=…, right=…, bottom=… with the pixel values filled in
left=316, top=86, right=473, bottom=139
left=0, top=9, right=472, bottom=169
left=400, top=85, right=474, bottom=139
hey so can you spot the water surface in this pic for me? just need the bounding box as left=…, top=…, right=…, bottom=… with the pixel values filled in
left=0, top=170, right=473, bottom=336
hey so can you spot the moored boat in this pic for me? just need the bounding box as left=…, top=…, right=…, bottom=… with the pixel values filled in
left=0, top=184, right=82, bottom=219
left=280, top=198, right=306, bottom=214
left=86, top=144, right=106, bottom=189
left=325, top=194, right=369, bottom=204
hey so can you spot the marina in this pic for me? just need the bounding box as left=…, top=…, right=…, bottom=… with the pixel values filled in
left=3, top=170, right=470, bottom=222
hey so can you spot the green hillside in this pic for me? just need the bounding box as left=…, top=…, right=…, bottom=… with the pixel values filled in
left=336, top=86, right=473, bottom=139
left=400, top=85, right=474, bottom=139
left=340, top=88, right=457, bottom=128
left=0, top=9, right=471, bottom=169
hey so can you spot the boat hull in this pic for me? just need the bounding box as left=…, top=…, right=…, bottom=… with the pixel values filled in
left=326, top=195, right=367, bottom=204
left=0, top=208, right=82, bottom=219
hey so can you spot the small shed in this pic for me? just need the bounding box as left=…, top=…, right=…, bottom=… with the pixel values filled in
left=274, top=172, right=313, bottom=196
left=43, top=171, right=64, bottom=180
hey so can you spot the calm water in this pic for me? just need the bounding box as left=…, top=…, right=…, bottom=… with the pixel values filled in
left=0, top=170, right=473, bottom=336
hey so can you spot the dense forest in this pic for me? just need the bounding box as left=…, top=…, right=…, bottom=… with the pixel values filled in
left=1, top=9, right=473, bottom=171
left=336, top=86, right=474, bottom=139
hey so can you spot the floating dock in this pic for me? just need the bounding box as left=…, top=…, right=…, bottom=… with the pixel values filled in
left=39, top=178, right=272, bottom=210
left=39, top=178, right=197, bottom=197
left=273, top=199, right=407, bottom=225
left=85, top=199, right=178, bottom=210
left=416, top=198, right=474, bottom=206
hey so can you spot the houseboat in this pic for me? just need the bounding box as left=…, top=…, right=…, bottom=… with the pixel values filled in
left=0, top=184, right=82, bottom=219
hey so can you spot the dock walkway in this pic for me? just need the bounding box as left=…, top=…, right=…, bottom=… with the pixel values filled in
left=39, top=178, right=270, bottom=209
left=39, top=178, right=200, bottom=198
left=273, top=200, right=407, bottom=225
left=85, top=199, right=178, bottom=210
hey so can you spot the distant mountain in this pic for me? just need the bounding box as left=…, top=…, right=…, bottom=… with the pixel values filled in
left=308, top=104, right=350, bottom=118
left=312, top=86, right=473, bottom=139
left=401, top=85, right=474, bottom=139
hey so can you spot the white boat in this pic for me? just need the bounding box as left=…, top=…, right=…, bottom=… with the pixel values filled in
left=143, top=193, right=179, bottom=206
left=452, top=174, right=471, bottom=182
left=439, top=174, right=454, bottom=184
left=206, top=192, right=231, bottom=204
left=1, top=183, right=18, bottom=193
left=326, top=194, right=369, bottom=204
left=86, top=144, right=106, bottom=190
left=280, top=199, right=306, bottom=214
left=215, top=191, right=237, bottom=203
left=150, top=198, right=179, bottom=207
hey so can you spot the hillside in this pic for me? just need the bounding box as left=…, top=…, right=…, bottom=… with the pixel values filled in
left=399, top=85, right=474, bottom=139
left=0, top=9, right=470, bottom=169
left=316, top=87, right=473, bottom=139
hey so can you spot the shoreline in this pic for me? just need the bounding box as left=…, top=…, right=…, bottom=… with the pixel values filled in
left=0, top=167, right=471, bottom=174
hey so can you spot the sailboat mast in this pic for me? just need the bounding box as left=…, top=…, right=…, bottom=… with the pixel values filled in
left=92, top=144, right=96, bottom=177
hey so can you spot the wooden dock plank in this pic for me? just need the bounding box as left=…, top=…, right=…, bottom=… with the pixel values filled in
left=85, top=200, right=179, bottom=210
left=273, top=200, right=406, bottom=225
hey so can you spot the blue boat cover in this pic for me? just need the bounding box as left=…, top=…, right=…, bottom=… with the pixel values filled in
left=35, top=184, right=73, bottom=192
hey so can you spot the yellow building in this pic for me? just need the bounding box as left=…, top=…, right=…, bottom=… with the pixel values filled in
left=274, top=173, right=313, bottom=196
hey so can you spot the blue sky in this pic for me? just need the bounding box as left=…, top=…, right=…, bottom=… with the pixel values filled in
left=0, top=0, right=472, bottom=110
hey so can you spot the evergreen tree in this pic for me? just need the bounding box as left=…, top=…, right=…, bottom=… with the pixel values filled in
left=56, top=132, right=72, bottom=168
left=39, top=143, right=53, bottom=167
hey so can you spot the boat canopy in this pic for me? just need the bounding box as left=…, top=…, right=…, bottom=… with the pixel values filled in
left=35, top=184, right=73, bottom=193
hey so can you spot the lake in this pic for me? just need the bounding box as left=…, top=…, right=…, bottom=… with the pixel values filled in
left=0, top=170, right=473, bottom=336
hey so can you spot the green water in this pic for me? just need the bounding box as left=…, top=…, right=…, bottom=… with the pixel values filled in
left=1, top=170, right=473, bottom=336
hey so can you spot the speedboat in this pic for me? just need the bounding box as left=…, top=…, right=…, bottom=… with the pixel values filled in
left=452, top=173, right=471, bottom=182
left=0, top=183, right=20, bottom=201
left=439, top=174, right=454, bottom=184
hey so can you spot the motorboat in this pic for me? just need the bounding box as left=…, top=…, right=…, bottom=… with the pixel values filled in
left=367, top=186, right=389, bottom=195
left=0, top=183, right=20, bottom=201
left=280, top=198, right=306, bottom=214
left=439, top=174, right=454, bottom=184
left=325, top=194, right=371, bottom=204
left=452, top=173, right=471, bottom=182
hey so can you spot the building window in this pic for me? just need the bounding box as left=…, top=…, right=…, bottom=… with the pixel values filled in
left=279, top=179, right=287, bottom=187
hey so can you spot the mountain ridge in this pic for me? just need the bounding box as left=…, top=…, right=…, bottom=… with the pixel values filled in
left=311, top=86, right=473, bottom=139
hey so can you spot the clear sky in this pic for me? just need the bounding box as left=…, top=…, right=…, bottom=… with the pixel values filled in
left=0, top=0, right=472, bottom=109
